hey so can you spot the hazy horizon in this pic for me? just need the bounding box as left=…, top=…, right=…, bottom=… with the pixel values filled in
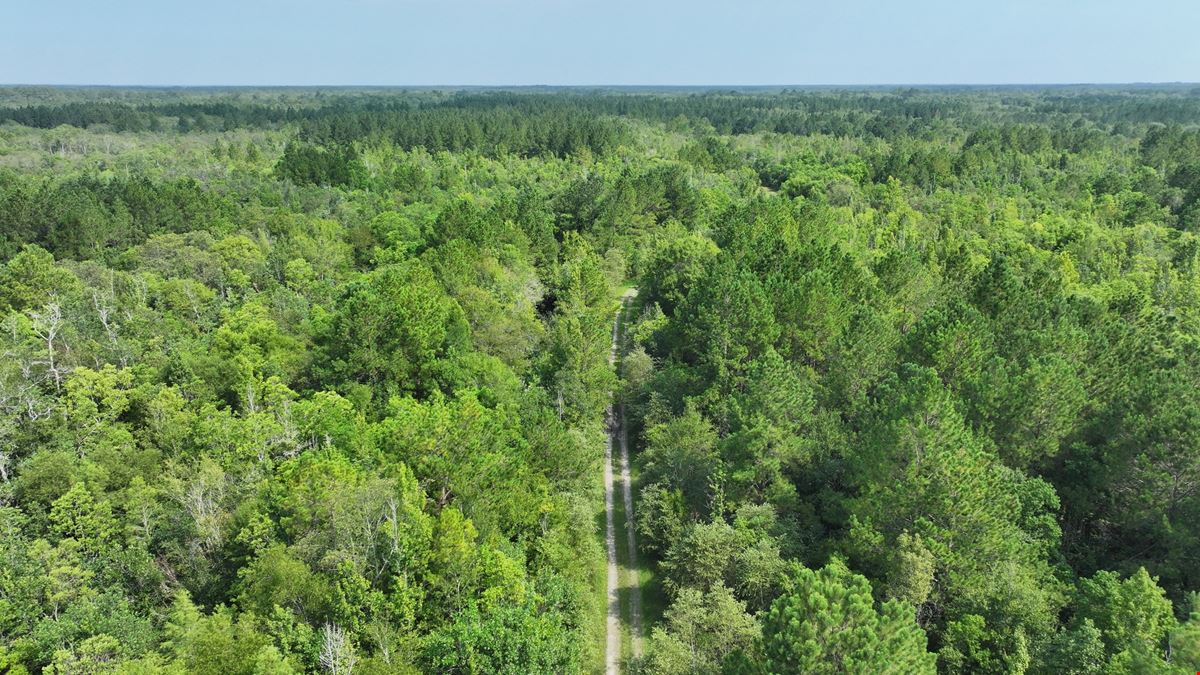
left=2, top=83, right=1198, bottom=90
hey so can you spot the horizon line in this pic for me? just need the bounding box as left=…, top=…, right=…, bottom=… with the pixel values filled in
left=2, top=81, right=1199, bottom=89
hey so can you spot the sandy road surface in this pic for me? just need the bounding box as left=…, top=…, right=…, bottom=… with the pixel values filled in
left=604, top=289, right=642, bottom=673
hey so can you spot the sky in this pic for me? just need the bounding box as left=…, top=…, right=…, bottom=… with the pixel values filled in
left=2, top=0, right=1198, bottom=86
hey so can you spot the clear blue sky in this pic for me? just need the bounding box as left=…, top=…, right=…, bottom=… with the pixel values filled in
left=3, top=0, right=1198, bottom=86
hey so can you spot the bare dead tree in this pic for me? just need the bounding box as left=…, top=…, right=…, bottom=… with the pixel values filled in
left=319, top=623, right=357, bottom=675
left=92, top=289, right=127, bottom=367
left=28, top=302, right=69, bottom=391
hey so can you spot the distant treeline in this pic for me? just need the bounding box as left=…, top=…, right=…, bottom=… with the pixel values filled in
left=296, top=106, right=629, bottom=156
left=5, top=88, right=1200, bottom=138
left=0, top=99, right=415, bottom=133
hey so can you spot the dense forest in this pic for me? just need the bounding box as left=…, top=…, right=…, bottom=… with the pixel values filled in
left=1, top=85, right=1200, bottom=673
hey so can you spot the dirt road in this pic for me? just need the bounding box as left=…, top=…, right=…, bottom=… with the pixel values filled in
left=604, top=290, right=642, bottom=674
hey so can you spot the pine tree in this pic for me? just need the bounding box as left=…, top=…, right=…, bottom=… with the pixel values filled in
left=756, top=560, right=936, bottom=674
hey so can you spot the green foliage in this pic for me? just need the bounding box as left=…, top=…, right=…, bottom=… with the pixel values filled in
left=645, top=584, right=759, bottom=675
left=0, top=245, right=82, bottom=311
left=276, top=142, right=365, bottom=188
left=321, top=260, right=469, bottom=403
left=3, top=86, right=1200, bottom=674
left=755, top=561, right=936, bottom=674
left=163, top=592, right=290, bottom=675
left=419, top=602, right=577, bottom=674
left=1074, top=568, right=1177, bottom=665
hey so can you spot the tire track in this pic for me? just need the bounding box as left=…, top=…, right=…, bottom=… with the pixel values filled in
left=604, top=289, right=642, bottom=673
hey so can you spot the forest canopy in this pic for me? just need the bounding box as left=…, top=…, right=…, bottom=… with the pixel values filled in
left=1, top=85, right=1200, bottom=673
